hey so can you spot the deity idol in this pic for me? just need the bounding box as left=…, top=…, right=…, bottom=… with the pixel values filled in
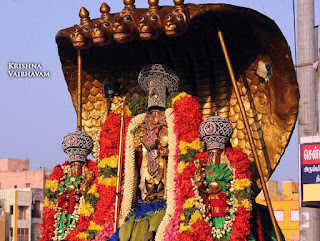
left=110, top=64, right=184, bottom=240
left=41, top=131, right=96, bottom=241
left=191, top=116, right=257, bottom=240
left=110, top=64, right=180, bottom=241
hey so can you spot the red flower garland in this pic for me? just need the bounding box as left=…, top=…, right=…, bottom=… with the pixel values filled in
left=164, top=94, right=203, bottom=240
left=50, top=165, right=64, bottom=180
left=40, top=159, right=98, bottom=241
left=177, top=148, right=253, bottom=241
left=173, top=96, right=202, bottom=143
left=94, top=113, right=132, bottom=240
left=41, top=208, right=55, bottom=241
left=99, top=112, right=132, bottom=159
left=225, top=148, right=251, bottom=180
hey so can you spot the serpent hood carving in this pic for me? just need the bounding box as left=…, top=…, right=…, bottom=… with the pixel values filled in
left=55, top=2, right=299, bottom=195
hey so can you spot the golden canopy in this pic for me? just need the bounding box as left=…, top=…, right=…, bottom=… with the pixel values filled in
left=55, top=1, right=299, bottom=194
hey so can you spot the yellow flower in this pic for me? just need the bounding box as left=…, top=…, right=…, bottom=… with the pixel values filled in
left=179, top=224, right=192, bottom=233
left=241, top=199, right=252, bottom=211
left=194, top=202, right=201, bottom=209
left=172, top=92, right=191, bottom=105
left=234, top=178, right=251, bottom=191
left=183, top=197, right=197, bottom=209
left=234, top=199, right=239, bottom=208
left=87, top=184, right=99, bottom=197
left=98, top=155, right=118, bottom=168
left=178, top=161, right=189, bottom=174
left=77, top=232, right=89, bottom=240
left=98, top=176, right=117, bottom=187
left=180, top=214, right=186, bottom=221
left=190, top=211, right=202, bottom=225
left=45, top=180, right=59, bottom=193
left=80, top=203, right=95, bottom=217
left=44, top=197, right=55, bottom=209
left=88, top=221, right=104, bottom=232
left=179, top=139, right=204, bottom=154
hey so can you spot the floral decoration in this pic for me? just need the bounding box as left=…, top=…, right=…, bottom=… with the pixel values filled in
left=40, top=112, right=131, bottom=241
left=174, top=146, right=253, bottom=241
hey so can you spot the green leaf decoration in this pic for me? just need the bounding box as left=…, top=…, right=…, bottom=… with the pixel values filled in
left=45, top=189, right=59, bottom=201
left=149, top=210, right=165, bottom=232
left=119, top=216, right=135, bottom=241
left=130, top=220, right=149, bottom=241
left=99, top=166, right=117, bottom=178
left=178, top=149, right=198, bottom=162
left=126, top=96, right=148, bottom=116
left=84, top=194, right=98, bottom=208
left=88, top=230, right=98, bottom=240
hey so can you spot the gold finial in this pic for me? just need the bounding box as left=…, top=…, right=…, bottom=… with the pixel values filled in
left=148, top=0, right=159, bottom=10
left=100, top=3, right=111, bottom=18
left=123, top=0, right=135, bottom=9
left=79, top=7, right=90, bottom=24
left=173, top=0, right=184, bottom=9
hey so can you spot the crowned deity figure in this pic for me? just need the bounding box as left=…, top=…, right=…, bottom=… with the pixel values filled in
left=109, top=64, right=180, bottom=241
left=41, top=131, right=95, bottom=241
left=192, top=116, right=257, bottom=241
left=132, top=64, right=179, bottom=204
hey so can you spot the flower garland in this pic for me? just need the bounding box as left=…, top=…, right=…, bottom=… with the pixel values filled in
left=226, top=148, right=253, bottom=241
left=40, top=160, right=99, bottom=241
left=162, top=93, right=203, bottom=241
left=41, top=112, right=132, bottom=241
left=91, top=112, right=132, bottom=241
left=176, top=148, right=253, bottom=241
left=155, top=107, right=178, bottom=241
left=119, top=112, right=146, bottom=225
left=116, top=92, right=203, bottom=241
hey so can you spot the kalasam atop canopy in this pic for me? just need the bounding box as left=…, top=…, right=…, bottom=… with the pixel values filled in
left=55, top=0, right=299, bottom=194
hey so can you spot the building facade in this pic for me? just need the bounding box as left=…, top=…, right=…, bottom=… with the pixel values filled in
left=0, top=158, right=51, bottom=241
left=256, top=180, right=299, bottom=241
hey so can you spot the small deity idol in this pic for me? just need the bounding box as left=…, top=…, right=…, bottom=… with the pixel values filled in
left=195, top=116, right=256, bottom=240
left=54, top=131, right=95, bottom=240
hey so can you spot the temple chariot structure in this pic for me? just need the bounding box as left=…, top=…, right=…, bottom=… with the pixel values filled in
left=41, top=1, right=299, bottom=240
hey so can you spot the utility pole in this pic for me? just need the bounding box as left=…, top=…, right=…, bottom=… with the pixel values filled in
left=297, top=0, right=320, bottom=240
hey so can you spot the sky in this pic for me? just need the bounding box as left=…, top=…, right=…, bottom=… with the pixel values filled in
left=0, top=0, right=319, bottom=185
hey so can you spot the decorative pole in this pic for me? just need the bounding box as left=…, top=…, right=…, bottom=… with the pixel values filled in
left=114, top=99, right=126, bottom=232
left=217, top=27, right=282, bottom=241
left=77, top=49, right=82, bottom=131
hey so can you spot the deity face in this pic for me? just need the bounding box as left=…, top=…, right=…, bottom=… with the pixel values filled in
left=70, top=161, right=84, bottom=176
left=163, top=9, right=188, bottom=37
left=147, top=109, right=166, bottom=125
left=138, top=10, right=162, bottom=40
left=71, top=24, right=93, bottom=49
left=112, top=12, right=137, bottom=43
left=92, top=18, right=113, bottom=46
left=207, top=149, right=223, bottom=165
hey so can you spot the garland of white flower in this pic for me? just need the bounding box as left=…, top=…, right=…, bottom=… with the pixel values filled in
left=191, top=176, right=237, bottom=239
left=52, top=196, right=84, bottom=241
left=119, top=113, right=146, bottom=225
left=118, top=108, right=178, bottom=241
left=155, top=108, right=177, bottom=241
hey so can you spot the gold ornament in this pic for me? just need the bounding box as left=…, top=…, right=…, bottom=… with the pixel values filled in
left=208, top=181, right=221, bottom=193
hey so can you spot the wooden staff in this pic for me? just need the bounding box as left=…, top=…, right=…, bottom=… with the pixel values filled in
left=114, top=100, right=126, bottom=232
left=77, top=49, right=82, bottom=131
left=217, top=27, right=282, bottom=241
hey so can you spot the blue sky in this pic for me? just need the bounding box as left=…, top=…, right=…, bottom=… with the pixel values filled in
left=0, top=0, right=319, bottom=185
